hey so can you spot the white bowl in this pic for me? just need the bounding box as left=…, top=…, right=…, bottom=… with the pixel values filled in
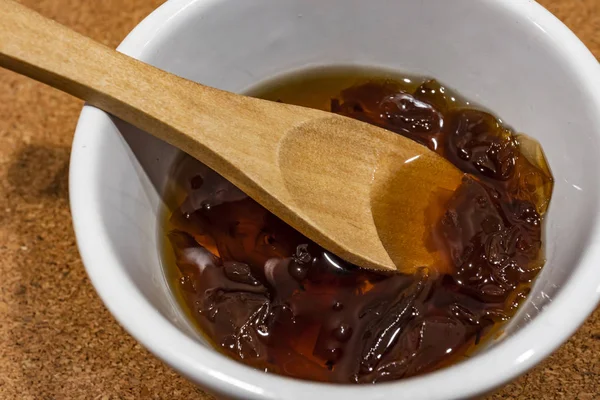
left=69, top=0, right=600, bottom=398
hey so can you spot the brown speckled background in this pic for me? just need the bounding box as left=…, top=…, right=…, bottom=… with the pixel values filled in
left=0, top=0, right=598, bottom=399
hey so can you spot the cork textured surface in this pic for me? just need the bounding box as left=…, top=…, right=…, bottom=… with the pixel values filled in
left=0, top=0, right=598, bottom=398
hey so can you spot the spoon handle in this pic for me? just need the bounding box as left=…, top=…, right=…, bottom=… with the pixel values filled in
left=0, top=0, right=305, bottom=161
left=0, top=1, right=169, bottom=124
left=0, top=0, right=232, bottom=150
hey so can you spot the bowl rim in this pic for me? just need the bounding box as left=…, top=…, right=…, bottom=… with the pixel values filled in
left=69, top=0, right=600, bottom=398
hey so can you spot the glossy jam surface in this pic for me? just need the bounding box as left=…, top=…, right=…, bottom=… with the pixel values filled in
left=162, top=68, right=553, bottom=383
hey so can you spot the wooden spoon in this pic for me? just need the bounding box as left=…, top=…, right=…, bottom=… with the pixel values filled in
left=0, top=0, right=464, bottom=274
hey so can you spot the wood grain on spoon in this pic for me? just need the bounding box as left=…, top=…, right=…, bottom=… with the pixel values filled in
left=0, top=0, right=464, bottom=274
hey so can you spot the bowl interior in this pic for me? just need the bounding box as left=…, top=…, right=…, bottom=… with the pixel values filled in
left=70, top=0, right=600, bottom=398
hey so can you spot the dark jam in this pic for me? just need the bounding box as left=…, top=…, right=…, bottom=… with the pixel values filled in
left=163, top=68, right=553, bottom=384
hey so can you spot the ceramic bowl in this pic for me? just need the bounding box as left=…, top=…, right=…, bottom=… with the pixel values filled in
left=70, top=0, right=600, bottom=398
